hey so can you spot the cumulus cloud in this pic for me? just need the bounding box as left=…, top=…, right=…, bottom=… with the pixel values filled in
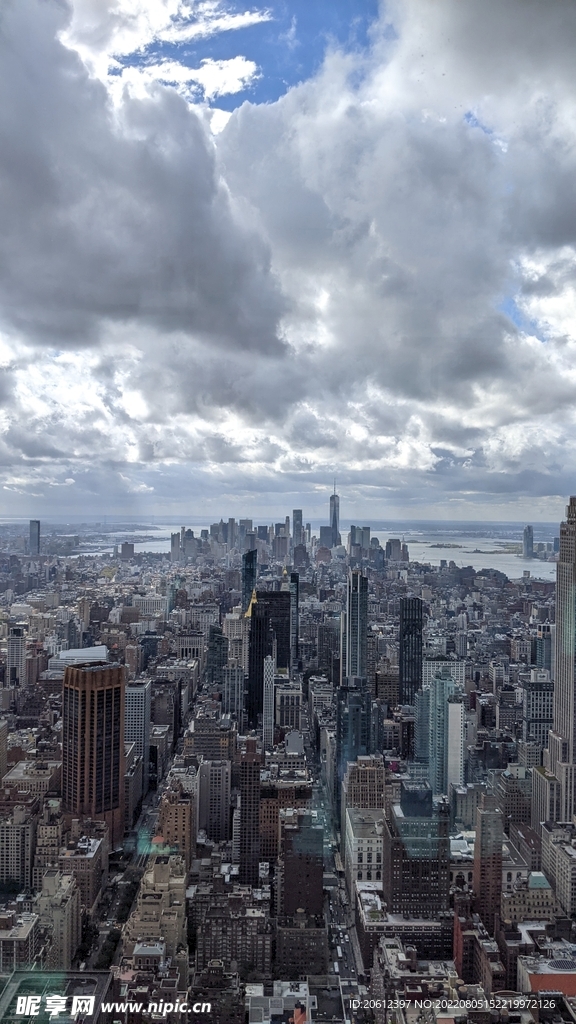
left=1, top=0, right=576, bottom=517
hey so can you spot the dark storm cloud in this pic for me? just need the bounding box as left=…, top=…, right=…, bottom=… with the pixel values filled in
left=0, top=0, right=285, bottom=353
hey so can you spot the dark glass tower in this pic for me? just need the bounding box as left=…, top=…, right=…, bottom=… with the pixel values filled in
left=345, top=570, right=368, bottom=679
left=242, top=548, right=257, bottom=613
left=399, top=597, right=423, bottom=704
left=257, top=590, right=291, bottom=670
left=246, top=600, right=273, bottom=727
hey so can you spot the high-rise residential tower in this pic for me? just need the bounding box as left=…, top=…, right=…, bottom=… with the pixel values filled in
left=239, top=737, right=262, bottom=886
left=62, top=662, right=126, bottom=846
left=29, top=520, right=40, bottom=556
left=399, top=597, right=423, bottom=704
left=289, top=571, right=299, bottom=671
left=345, top=570, right=368, bottom=679
left=262, top=655, right=275, bottom=750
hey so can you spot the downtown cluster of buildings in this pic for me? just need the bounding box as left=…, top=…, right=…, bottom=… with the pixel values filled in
left=0, top=500, right=574, bottom=1023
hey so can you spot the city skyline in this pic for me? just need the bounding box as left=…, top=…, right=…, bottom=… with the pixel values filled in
left=0, top=1, right=575, bottom=521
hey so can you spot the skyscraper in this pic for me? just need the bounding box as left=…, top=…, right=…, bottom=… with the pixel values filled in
left=543, top=497, right=576, bottom=820
left=197, top=760, right=231, bottom=843
left=29, top=520, right=40, bottom=556
left=335, top=679, right=371, bottom=812
left=345, top=570, right=368, bottom=679
left=399, top=597, right=423, bottom=704
left=6, top=627, right=26, bottom=686
left=472, top=793, right=503, bottom=934
left=292, top=509, right=303, bottom=548
left=125, top=679, right=151, bottom=796
left=329, top=487, right=340, bottom=547
left=523, top=524, right=534, bottom=558
left=428, top=668, right=464, bottom=797
left=246, top=598, right=273, bottom=727
left=62, top=662, right=126, bottom=846
left=289, top=571, right=299, bottom=671
left=242, top=548, right=257, bottom=613
left=257, top=590, right=291, bottom=669
left=239, top=737, right=262, bottom=886
left=262, top=655, right=275, bottom=750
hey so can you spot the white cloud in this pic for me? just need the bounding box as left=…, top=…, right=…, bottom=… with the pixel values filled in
left=2, top=0, right=576, bottom=518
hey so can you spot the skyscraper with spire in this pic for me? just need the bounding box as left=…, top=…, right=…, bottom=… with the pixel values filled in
left=330, top=483, right=340, bottom=548
left=542, top=496, right=576, bottom=821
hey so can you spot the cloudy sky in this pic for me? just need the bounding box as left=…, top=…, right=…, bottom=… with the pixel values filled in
left=1, top=0, right=576, bottom=523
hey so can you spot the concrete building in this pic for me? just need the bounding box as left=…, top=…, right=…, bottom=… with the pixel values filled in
left=158, top=781, right=196, bottom=870
left=59, top=836, right=104, bottom=912
left=1, top=760, right=61, bottom=797
left=0, top=804, right=38, bottom=888
left=35, top=868, right=81, bottom=969
left=0, top=910, right=41, bottom=972
left=340, top=755, right=385, bottom=860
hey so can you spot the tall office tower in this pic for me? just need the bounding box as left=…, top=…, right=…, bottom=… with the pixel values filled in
left=29, top=520, right=40, bottom=556
left=262, top=655, right=275, bottom=750
left=382, top=783, right=450, bottom=931
left=399, top=597, right=423, bottom=704
left=292, top=509, right=303, bottom=548
left=277, top=809, right=324, bottom=916
left=289, top=571, right=299, bottom=672
left=257, top=590, right=291, bottom=670
left=472, top=793, right=503, bottom=934
left=6, top=627, right=27, bottom=686
left=62, top=662, right=126, bottom=847
left=239, top=737, right=262, bottom=885
left=523, top=524, right=534, bottom=558
left=242, top=548, right=257, bottom=613
left=223, top=662, right=245, bottom=720
left=205, top=625, right=229, bottom=688
left=246, top=599, right=273, bottom=727
left=335, top=679, right=371, bottom=813
left=197, top=760, right=231, bottom=843
left=125, top=679, right=151, bottom=796
left=330, top=486, right=340, bottom=547
left=345, top=570, right=368, bottom=679
left=428, top=668, right=463, bottom=796
left=543, top=497, right=576, bottom=821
